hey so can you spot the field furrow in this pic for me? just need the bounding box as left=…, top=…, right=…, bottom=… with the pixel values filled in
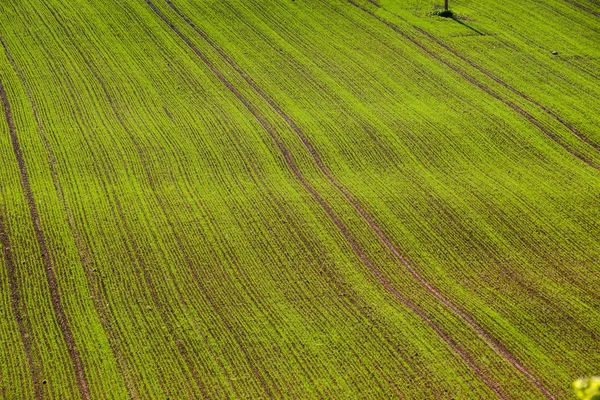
left=0, top=79, right=92, bottom=399
left=146, top=1, right=560, bottom=397
left=348, top=0, right=600, bottom=175
left=0, top=213, right=42, bottom=399
left=361, top=1, right=600, bottom=152
left=165, top=0, right=557, bottom=396
left=0, top=0, right=598, bottom=397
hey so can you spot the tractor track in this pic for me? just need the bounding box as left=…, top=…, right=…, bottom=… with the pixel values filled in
left=348, top=0, right=600, bottom=300
left=47, top=1, right=302, bottom=394
left=362, top=0, right=600, bottom=152
left=564, top=0, right=600, bottom=17
left=0, top=212, right=43, bottom=400
left=146, top=0, right=514, bottom=396
left=163, top=0, right=556, bottom=395
left=158, top=0, right=562, bottom=397
left=11, top=7, right=209, bottom=396
left=0, top=80, right=91, bottom=400
left=349, top=0, right=598, bottom=178
left=157, top=91, right=402, bottom=394
left=0, top=33, right=139, bottom=398
left=84, top=43, right=276, bottom=400
left=52, top=2, right=279, bottom=393
left=40, top=4, right=257, bottom=396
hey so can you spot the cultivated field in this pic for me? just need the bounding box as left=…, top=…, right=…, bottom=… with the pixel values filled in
left=0, top=0, right=599, bottom=398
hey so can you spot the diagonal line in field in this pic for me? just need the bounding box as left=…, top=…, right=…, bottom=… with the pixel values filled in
left=0, top=32, right=139, bottom=398
left=349, top=0, right=599, bottom=177
left=564, top=0, right=600, bottom=17
left=362, top=0, right=600, bottom=153
left=0, top=211, right=44, bottom=400
left=87, top=53, right=275, bottom=399
left=0, top=80, right=91, bottom=400
left=66, top=18, right=275, bottom=396
left=146, top=0, right=518, bottom=396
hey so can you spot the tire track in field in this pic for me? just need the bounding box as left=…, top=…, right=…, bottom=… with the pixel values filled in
left=0, top=212, right=43, bottom=399
left=0, top=80, right=91, bottom=400
left=0, top=35, right=137, bottom=398
left=346, top=5, right=562, bottom=396
left=41, top=3, right=280, bottom=394
left=347, top=3, right=570, bottom=396
left=161, top=0, right=551, bottom=395
left=209, top=159, right=395, bottom=395
left=320, top=3, right=600, bottom=300
left=361, top=0, right=600, bottom=153
left=163, top=103, right=398, bottom=394
left=100, top=83, right=277, bottom=396
left=146, top=1, right=507, bottom=396
left=163, top=0, right=563, bottom=396
left=168, top=94, right=397, bottom=393
left=16, top=4, right=216, bottom=395
left=349, top=0, right=598, bottom=177
left=265, top=196, right=398, bottom=395
left=564, top=0, right=600, bottom=17
left=232, top=105, right=472, bottom=395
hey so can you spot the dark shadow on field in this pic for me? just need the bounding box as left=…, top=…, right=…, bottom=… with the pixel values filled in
left=430, top=8, right=485, bottom=36
left=452, top=18, right=485, bottom=36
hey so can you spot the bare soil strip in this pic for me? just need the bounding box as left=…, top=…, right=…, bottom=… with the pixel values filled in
left=147, top=1, right=512, bottom=395
left=0, top=212, right=43, bottom=399
left=103, top=81, right=275, bottom=396
left=564, top=0, right=600, bottom=17
left=165, top=0, right=563, bottom=396
left=0, top=80, right=91, bottom=399
left=349, top=0, right=598, bottom=178
left=350, top=2, right=561, bottom=397
left=363, top=0, right=600, bottom=152
left=0, top=34, right=137, bottom=398
left=36, top=6, right=219, bottom=394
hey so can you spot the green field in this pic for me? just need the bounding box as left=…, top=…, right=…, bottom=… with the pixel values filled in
left=0, top=0, right=598, bottom=398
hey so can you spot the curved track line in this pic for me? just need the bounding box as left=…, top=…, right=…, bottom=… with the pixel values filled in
left=0, top=213, right=43, bottom=399
left=417, top=30, right=600, bottom=152
left=161, top=0, right=557, bottom=397
left=564, top=0, right=600, bottom=17
left=363, top=0, right=600, bottom=152
left=147, top=0, right=512, bottom=396
left=97, top=69, right=275, bottom=397
left=349, top=4, right=560, bottom=397
left=0, top=80, right=91, bottom=400
left=348, top=0, right=598, bottom=177
left=0, top=34, right=137, bottom=398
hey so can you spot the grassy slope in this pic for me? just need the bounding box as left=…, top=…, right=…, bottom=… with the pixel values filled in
left=0, top=0, right=598, bottom=398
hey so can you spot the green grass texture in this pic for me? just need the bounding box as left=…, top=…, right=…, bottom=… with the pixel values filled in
left=0, top=0, right=598, bottom=398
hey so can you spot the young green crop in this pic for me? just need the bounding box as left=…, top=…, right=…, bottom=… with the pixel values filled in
left=0, top=0, right=598, bottom=398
